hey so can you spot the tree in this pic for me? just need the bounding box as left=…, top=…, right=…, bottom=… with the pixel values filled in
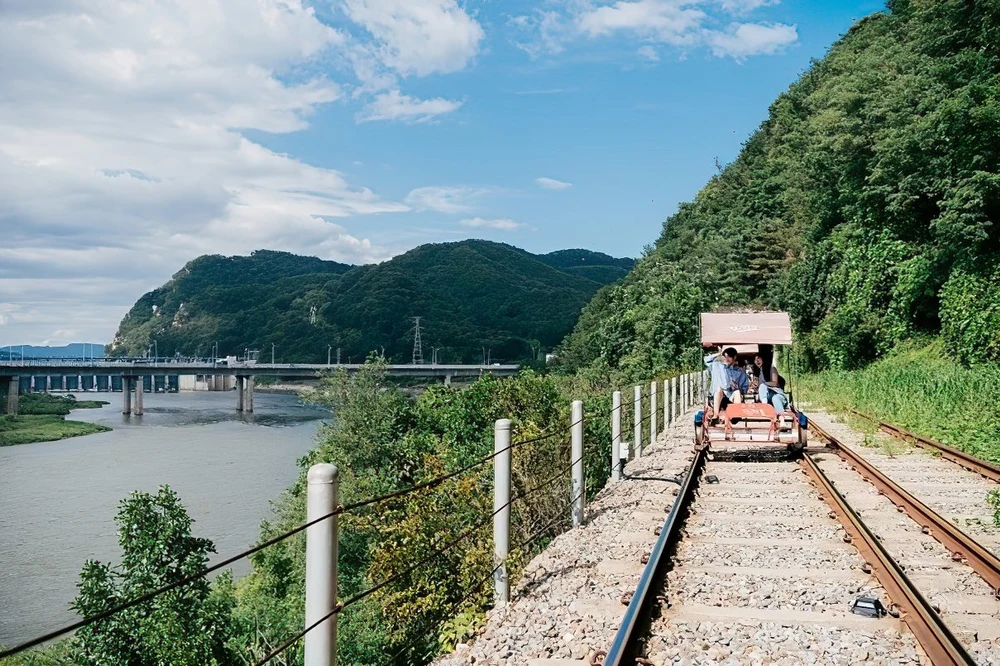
left=71, top=486, right=236, bottom=665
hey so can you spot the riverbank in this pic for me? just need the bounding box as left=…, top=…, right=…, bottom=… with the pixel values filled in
left=0, top=394, right=111, bottom=446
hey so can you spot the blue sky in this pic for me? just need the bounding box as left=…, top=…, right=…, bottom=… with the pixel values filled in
left=0, top=0, right=884, bottom=345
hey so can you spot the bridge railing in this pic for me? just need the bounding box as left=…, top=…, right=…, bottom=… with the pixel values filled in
left=0, top=369, right=709, bottom=665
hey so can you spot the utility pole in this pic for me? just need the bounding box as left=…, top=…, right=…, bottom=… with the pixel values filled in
left=412, top=317, right=424, bottom=365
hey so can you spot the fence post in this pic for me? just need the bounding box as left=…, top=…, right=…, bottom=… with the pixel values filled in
left=571, top=400, right=585, bottom=527
left=669, top=377, right=676, bottom=424
left=650, top=380, right=658, bottom=442
left=633, top=385, right=643, bottom=458
left=663, top=379, right=669, bottom=428
left=611, top=391, right=622, bottom=482
left=684, top=373, right=689, bottom=411
left=493, top=419, right=511, bottom=606
left=305, top=463, right=339, bottom=666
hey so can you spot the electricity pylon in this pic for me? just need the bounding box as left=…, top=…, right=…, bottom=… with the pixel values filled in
left=412, top=317, right=424, bottom=364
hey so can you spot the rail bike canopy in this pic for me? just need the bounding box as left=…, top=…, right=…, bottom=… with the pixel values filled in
left=700, top=311, right=793, bottom=347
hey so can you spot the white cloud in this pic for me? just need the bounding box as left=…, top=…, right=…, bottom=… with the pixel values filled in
left=535, top=177, right=573, bottom=190
left=357, top=90, right=463, bottom=123
left=459, top=217, right=523, bottom=231
left=578, top=0, right=706, bottom=43
left=637, top=45, right=660, bottom=61
left=510, top=0, right=797, bottom=59
left=0, top=0, right=422, bottom=344
left=404, top=186, right=491, bottom=213
left=343, top=0, right=484, bottom=77
left=708, top=22, right=798, bottom=58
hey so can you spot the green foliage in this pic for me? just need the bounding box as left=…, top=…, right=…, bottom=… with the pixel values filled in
left=232, top=361, right=619, bottom=665
left=108, top=242, right=633, bottom=364
left=987, top=489, right=1000, bottom=527
left=561, top=1, right=1000, bottom=375
left=18, top=393, right=108, bottom=416
left=798, top=343, right=1000, bottom=464
left=70, top=486, right=236, bottom=665
left=0, top=415, right=111, bottom=446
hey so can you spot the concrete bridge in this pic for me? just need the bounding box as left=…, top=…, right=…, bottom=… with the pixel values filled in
left=0, top=360, right=520, bottom=416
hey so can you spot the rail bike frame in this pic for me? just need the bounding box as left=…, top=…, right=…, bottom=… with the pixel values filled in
left=695, top=311, right=807, bottom=458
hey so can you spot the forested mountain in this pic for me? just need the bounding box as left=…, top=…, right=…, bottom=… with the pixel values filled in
left=560, top=0, right=1000, bottom=377
left=109, top=241, right=633, bottom=363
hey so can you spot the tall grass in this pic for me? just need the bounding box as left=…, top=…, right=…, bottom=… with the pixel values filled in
left=798, top=342, right=1000, bottom=464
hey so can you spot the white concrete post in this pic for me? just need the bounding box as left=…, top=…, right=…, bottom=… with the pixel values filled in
left=683, top=373, right=688, bottom=412
left=305, top=463, right=339, bottom=666
left=633, top=385, right=643, bottom=458
left=650, top=380, right=658, bottom=442
left=663, top=379, right=669, bottom=427
left=78, top=375, right=83, bottom=391
left=494, top=419, right=511, bottom=606
left=669, top=377, right=676, bottom=424
left=571, top=400, right=585, bottom=527
left=611, top=391, right=622, bottom=482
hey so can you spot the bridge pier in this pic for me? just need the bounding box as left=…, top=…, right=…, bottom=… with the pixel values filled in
left=122, top=377, right=132, bottom=415
left=134, top=376, right=144, bottom=416
left=237, top=375, right=255, bottom=413
left=46, top=376, right=52, bottom=392
left=4, top=377, right=18, bottom=415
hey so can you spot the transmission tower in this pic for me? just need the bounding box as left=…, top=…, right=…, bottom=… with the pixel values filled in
left=412, top=317, right=424, bottom=364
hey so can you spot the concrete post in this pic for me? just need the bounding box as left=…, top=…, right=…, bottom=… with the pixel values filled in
left=7, top=377, right=18, bottom=415
left=670, top=377, right=677, bottom=424
left=93, top=376, right=97, bottom=391
left=245, top=376, right=255, bottom=413
left=305, top=463, right=339, bottom=666
left=633, top=385, right=643, bottom=458
left=444, top=373, right=452, bottom=387
left=663, top=379, right=669, bottom=427
left=683, top=373, right=688, bottom=412
left=134, top=376, right=144, bottom=416
left=493, top=419, right=511, bottom=606
left=611, top=391, right=622, bottom=482
left=77, top=375, right=83, bottom=391
left=236, top=376, right=244, bottom=412
left=122, top=377, right=132, bottom=415
left=571, top=400, right=585, bottom=527
left=60, top=376, right=66, bottom=391
left=650, top=380, right=658, bottom=442
left=29, top=376, right=35, bottom=392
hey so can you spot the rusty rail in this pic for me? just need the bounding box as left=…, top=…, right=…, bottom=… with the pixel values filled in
left=846, top=408, right=1000, bottom=483
left=800, top=452, right=975, bottom=665
left=810, top=421, right=1000, bottom=595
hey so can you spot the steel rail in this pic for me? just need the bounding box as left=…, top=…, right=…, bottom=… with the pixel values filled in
left=604, top=447, right=707, bottom=666
left=846, top=408, right=1000, bottom=483
left=810, top=421, right=1000, bottom=595
left=800, top=451, right=975, bottom=666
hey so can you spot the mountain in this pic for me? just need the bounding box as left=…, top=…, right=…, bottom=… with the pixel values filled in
left=109, top=241, right=634, bottom=363
left=0, top=343, right=106, bottom=360
left=560, top=0, right=1000, bottom=376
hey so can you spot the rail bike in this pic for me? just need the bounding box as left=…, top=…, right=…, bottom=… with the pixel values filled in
left=694, top=311, right=808, bottom=459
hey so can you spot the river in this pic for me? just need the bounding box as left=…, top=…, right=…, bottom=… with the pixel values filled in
left=0, top=390, right=326, bottom=647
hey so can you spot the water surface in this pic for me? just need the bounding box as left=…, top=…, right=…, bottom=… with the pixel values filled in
left=0, top=390, right=326, bottom=646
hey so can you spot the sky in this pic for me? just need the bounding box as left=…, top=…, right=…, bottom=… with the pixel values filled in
left=0, top=0, right=885, bottom=347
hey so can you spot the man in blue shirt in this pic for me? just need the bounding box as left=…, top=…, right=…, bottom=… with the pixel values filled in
left=704, top=347, right=747, bottom=425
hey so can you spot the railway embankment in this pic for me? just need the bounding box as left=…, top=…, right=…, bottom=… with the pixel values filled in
left=434, top=411, right=697, bottom=665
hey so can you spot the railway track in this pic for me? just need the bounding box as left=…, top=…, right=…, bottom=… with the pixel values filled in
left=606, top=428, right=1000, bottom=665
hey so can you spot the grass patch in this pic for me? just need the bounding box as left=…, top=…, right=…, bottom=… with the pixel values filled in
left=797, top=341, right=1000, bottom=465
left=0, top=414, right=111, bottom=446
left=18, top=393, right=108, bottom=415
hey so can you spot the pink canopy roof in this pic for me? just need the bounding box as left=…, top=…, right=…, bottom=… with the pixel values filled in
left=700, top=312, right=793, bottom=346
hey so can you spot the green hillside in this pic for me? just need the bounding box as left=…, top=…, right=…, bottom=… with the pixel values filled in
left=560, top=0, right=1000, bottom=377
left=109, top=241, right=633, bottom=363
